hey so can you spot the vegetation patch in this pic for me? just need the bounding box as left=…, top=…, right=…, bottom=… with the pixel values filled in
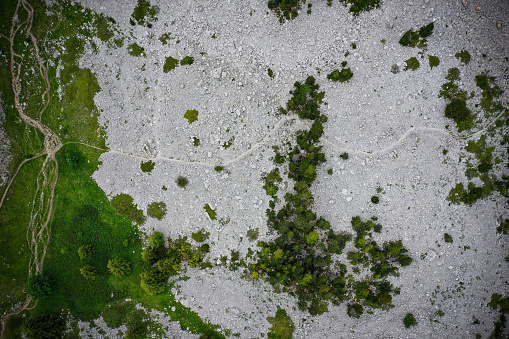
left=128, top=43, right=145, bottom=57
left=130, top=0, right=159, bottom=27
left=327, top=68, right=353, bottom=82
left=404, top=57, right=420, bottom=71
left=141, top=160, right=155, bottom=173
left=475, top=74, right=504, bottom=113
left=214, top=166, right=224, bottom=172
left=111, top=193, right=146, bottom=224
left=267, top=307, right=295, bottom=339
left=93, top=16, right=115, bottom=42
left=428, top=55, right=440, bottom=69
left=339, top=0, right=381, bottom=15
left=204, top=204, right=217, bottom=220
left=176, top=176, right=189, bottom=188
left=403, top=313, right=417, bottom=328
left=455, top=50, right=471, bottom=65
left=26, top=274, right=55, bottom=299
left=184, top=109, right=199, bottom=124
left=180, top=56, right=194, bottom=66
left=444, top=98, right=474, bottom=132
left=163, top=57, right=180, bottom=73
left=192, top=229, right=211, bottom=243
left=147, top=202, right=167, bottom=220
left=159, top=33, right=172, bottom=45
left=399, top=22, right=434, bottom=48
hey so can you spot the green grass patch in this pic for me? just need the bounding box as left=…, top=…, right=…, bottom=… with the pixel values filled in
left=399, top=22, right=434, bottom=48
left=159, top=33, right=171, bottom=45
left=184, top=109, right=199, bottom=124
left=403, top=313, right=417, bottom=328
left=130, top=0, right=159, bottom=28
left=111, top=193, right=146, bottom=225
left=128, top=43, right=145, bottom=57
left=444, top=98, right=474, bottom=132
left=204, top=204, right=217, bottom=220
left=180, top=56, right=194, bottom=66
left=267, top=307, right=294, bottom=339
left=192, top=229, right=210, bottom=242
left=176, top=176, right=189, bottom=188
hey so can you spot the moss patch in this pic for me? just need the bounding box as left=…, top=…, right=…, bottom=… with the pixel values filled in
left=128, top=43, right=145, bottom=57
left=204, top=204, right=217, bottom=220
left=180, top=56, right=194, bottom=66
left=455, top=50, right=471, bottom=65
left=428, top=55, right=439, bottom=69
left=163, top=57, right=179, bottom=73
left=399, top=22, right=434, bottom=48
left=404, top=57, right=420, bottom=71
left=130, top=0, right=159, bottom=28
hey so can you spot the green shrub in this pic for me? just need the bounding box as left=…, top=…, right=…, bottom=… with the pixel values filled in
left=214, top=166, right=224, bottom=172
left=176, top=176, right=189, bottom=188
left=78, top=244, right=93, bottom=260
left=429, top=55, right=440, bottom=69
left=340, top=152, right=349, bottom=160
left=127, top=43, right=145, bottom=57
left=147, top=202, right=167, bottom=220
left=443, top=233, right=453, bottom=243
left=327, top=68, right=353, bottom=82
left=267, top=307, right=294, bottom=339
left=140, top=268, right=168, bottom=295
left=80, top=265, right=98, bottom=280
left=141, top=160, right=155, bottom=173
left=247, top=228, right=259, bottom=241
left=268, top=68, right=274, bottom=78
left=403, top=313, right=417, bottom=328
left=455, top=50, right=471, bottom=65
left=404, top=57, right=420, bottom=71
left=26, top=274, right=55, bottom=298
left=184, top=109, right=199, bottom=123
left=141, top=247, right=158, bottom=264
left=347, top=303, right=364, bottom=318
left=340, top=0, right=381, bottom=15
left=444, top=98, right=473, bottom=132
left=148, top=231, right=165, bottom=248
left=111, top=193, right=146, bottom=224
left=371, top=196, right=379, bottom=204
left=204, top=204, right=217, bottom=220
left=163, top=56, right=179, bottom=73
left=22, top=313, right=65, bottom=339
left=180, top=56, right=194, bottom=65
left=192, top=229, right=210, bottom=242
left=107, top=258, right=132, bottom=276
left=125, top=322, right=148, bottom=339
left=399, top=22, right=433, bottom=47
left=131, top=0, right=159, bottom=27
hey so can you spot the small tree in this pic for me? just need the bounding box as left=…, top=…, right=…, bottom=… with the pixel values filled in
left=140, top=268, right=167, bottom=295
left=80, top=265, right=98, bottom=280
left=148, top=231, right=165, bottom=248
left=26, top=274, right=55, bottom=298
left=141, top=247, right=158, bottom=264
left=107, top=258, right=132, bottom=276
left=22, top=313, right=65, bottom=339
left=78, top=245, right=93, bottom=260
left=403, top=313, right=418, bottom=328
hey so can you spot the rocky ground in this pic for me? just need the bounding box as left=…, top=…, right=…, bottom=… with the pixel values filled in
left=68, top=0, right=509, bottom=337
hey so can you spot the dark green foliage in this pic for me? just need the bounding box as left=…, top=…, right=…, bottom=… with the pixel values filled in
left=347, top=303, right=363, bottom=318
left=339, top=0, right=381, bottom=15
left=327, top=68, right=353, bottom=82
left=78, top=245, right=93, bottom=260
left=340, top=152, right=349, bottom=160
left=176, top=176, right=189, bottom=188
left=247, top=228, right=259, bottom=241
left=429, top=55, right=440, bottom=69
left=147, top=202, right=167, bottom=220
left=439, top=68, right=466, bottom=101
left=327, top=168, right=333, bottom=175
left=403, top=313, right=417, bottom=328
left=444, top=99, right=474, bottom=132
left=371, top=196, right=379, bottom=204
left=475, top=74, right=504, bottom=113
left=263, top=168, right=283, bottom=196
left=64, top=146, right=86, bottom=170
left=443, top=233, right=453, bottom=243
left=22, top=313, right=65, bottom=339
left=125, top=322, right=148, bottom=339
left=180, top=56, right=194, bottom=66
left=140, top=268, right=168, bottom=295
left=184, top=109, right=199, bottom=123
left=141, top=160, right=155, bottom=173
left=267, top=0, right=305, bottom=22
left=111, top=193, right=146, bottom=224
left=497, top=219, right=509, bottom=235
left=404, top=57, right=420, bottom=71
left=164, top=57, right=179, bottom=73
left=107, top=258, right=132, bottom=276
left=128, top=43, right=145, bottom=57
left=131, top=0, right=159, bottom=27
left=192, top=229, right=210, bottom=242
left=26, top=274, right=55, bottom=298
left=455, top=50, right=471, bottom=65
left=193, top=137, right=201, bottom=146
left=286, top=76, right=325, bottom=121
left=268, top=68, right=274, bottom=78
left=214, top=166, right=224, bottom=172
left=399, top=22, right=433, bottom=47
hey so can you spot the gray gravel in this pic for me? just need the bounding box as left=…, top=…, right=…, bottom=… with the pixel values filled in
left=73, top=0, right=509, bottom=337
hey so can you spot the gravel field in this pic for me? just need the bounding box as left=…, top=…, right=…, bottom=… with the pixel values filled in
left=64, top=0, right=509, bottom=337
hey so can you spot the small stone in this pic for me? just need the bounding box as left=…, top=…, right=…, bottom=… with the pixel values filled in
left=346, top=197, right=352, bottom=202
left=342, top=189, right=348, bottom=195
left=497, top=20, right=502, bottom=29
left=475, top=6, right=480, bottom=10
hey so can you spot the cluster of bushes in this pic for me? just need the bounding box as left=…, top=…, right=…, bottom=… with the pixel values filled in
left=139, top=231, right=211, bottom=295
left=130, top=0, right=159, bottom=28
left=488, top=293, right=509, bottom=338
left=399, top=22, right=434, bottom=48
left=475, top=73, right=504, bottom=113
left=252, top=76, right=412, bottom=316
left=327, top=67, right=353, bottom=82
left=439, top=68, right=474, bottom=132
left=77, top=244, right=132, bottom=280
left=163, top=56, right=194, bottom=73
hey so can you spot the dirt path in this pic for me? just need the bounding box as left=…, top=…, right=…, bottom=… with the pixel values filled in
left=0, top=0, right=62, bottom=336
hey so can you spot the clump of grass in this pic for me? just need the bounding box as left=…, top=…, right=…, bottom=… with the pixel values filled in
left=327, top=68, right=353, bottom=83
left=193, top=137, right=200, bottom=146
left=140, top=160, right=155, bottom=173
left=428, top=55, right=440, bottom=69
left=404, top=57, right=420, bottom=71
left=327, top=168, right=333, bottom=175
left=180, top=56, right=194, bottom=66
left=444, top=233, right=453, bottom=243
left=159, top=33, right=171, bottom=45
left=204, top=204, right=217, bottom=220
left=111, top=193, right=146, bottom=224
left=455, top=50, right=471, bottom=65
left=403, top=313, right=417, bottom=328
left=94, top=16, right=114, bottom=42
left=340, top=0, right=381, bottom=15
left=130, top=0, right=159, bottom=27
left=191, top=229, right=210, bottom=242
left=147, top=202, right=167, bottom=220
left=163, top=57, right=179, bottom=73
left=128, top=43, right=145, bottom=57
left=184, top=109, right=198, bottom=124
left=176, top=176, right=189, bottom=188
